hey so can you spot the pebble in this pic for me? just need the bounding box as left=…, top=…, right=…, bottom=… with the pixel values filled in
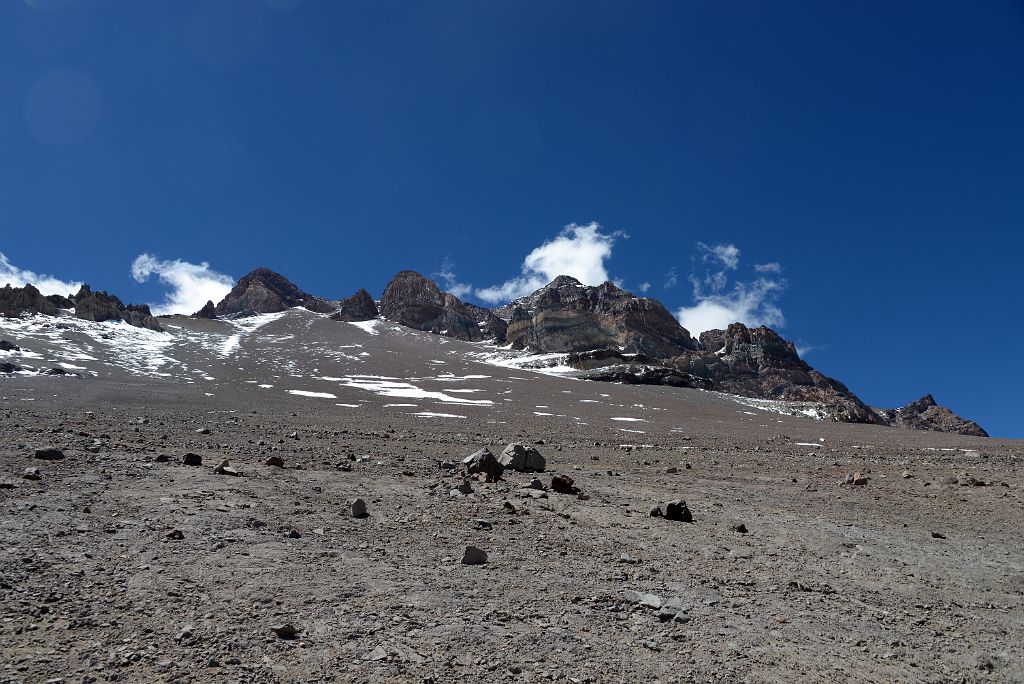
left=23, top=467, right=41, bottom=481
left=196, top=427, right=211, bottom=435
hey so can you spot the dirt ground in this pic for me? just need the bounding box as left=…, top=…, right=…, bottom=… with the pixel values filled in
left=1, top=314, right=1022, bottom=682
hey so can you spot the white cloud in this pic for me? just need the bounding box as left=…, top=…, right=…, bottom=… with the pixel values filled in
left=698, top=242, right=740, bottom=270
left=636, top=281, right=651, bottom=293
left=754, top=262, right=782, bottom=274
left=475, top=222, right=623, bottom=304
left=436, top=256, right=473, bottom=299
left=0, top=252, right=81, bottom=296
left=675, top=244, right=786, bottom=337
left=131, top=253, right=234, bottom=315
left=664, top=267, right=678, bottom=289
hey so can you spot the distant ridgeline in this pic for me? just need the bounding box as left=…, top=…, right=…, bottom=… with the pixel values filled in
left=0, top=267, right=987, bottom=437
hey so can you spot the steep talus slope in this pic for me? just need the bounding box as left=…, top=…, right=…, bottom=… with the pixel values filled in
left=212, top=268, right=335, bottom=317
left=495, top=276, right=698, bottom=357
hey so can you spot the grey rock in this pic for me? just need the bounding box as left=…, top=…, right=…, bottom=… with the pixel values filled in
left=349, top=498, right=368, bottom=518
left=463, top=448, right=504, bottom=482
left=461, top=545, right=487, bottom=565
left=499, top=443, right=546, bottom=473
left=181, top=453, right=202, bottom=466
left=34, top=447, right=64, bottom=461
left=270, top=623, right=301, bottom=639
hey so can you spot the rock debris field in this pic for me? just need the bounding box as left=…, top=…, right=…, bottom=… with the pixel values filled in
left=1, top=310, right=1022, bottom=682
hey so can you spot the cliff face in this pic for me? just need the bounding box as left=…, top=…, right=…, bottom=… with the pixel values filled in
left=495, top=276, right=698, bottom=357
left=213, top=268, right=335, bottom=317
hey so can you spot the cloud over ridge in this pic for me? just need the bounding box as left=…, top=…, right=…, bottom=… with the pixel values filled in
left=131, top=254, right=234, bottom=316
left=472, top=222, right=624, bottom=304
left=0, top=252, right=82, bottom=296
left=675, top=242, right=786, bottom=336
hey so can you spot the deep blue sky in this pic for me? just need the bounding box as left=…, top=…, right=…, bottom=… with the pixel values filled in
left=1, top=1, right=1022, bottom=437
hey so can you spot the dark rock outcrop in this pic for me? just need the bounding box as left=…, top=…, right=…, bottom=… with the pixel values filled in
left=329, top=288, right=379, bottom=322
left=672, top=323, right=879, bottom=424
left=193, top=300, right=217, bottom=319
left=73, top=285, right=163, bottom=331
left=46, top=294, right=73, bottom=309
left=214, top=268, right=334, bottom=317
left=379, top=271, right=495, bottom=342
left=495, top=277, right=697, bottom=357
left=876, top=395, right=988, bottom=437
left=1, top=339, right=21, bottom=352
left=0, top=284, right=60, bottom=318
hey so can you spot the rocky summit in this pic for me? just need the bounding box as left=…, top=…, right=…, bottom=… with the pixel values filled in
left=495, top=276, right=698, bottom=357
left=876, top=394, right=989, bottom=437
left=212, top=268, right=335, bottom=317
left=379, top=270, right=506, bottom=342
left=328, top=288, right=379, bottom=322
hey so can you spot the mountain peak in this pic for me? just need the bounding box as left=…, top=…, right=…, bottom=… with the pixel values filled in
left=214, top=268, right=334, bottom=317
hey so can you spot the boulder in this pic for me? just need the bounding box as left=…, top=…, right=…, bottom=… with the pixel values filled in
left=181, top=453, right=202, bottom=466
left=499, top=443, right=546, bottom=473
left=462, top=448, right=504, bottom=482
left=550, top=474, right=577, bottom=494
left=0, top=339, right=20, bottom=351
left=349, top=498, right=368, bottom=518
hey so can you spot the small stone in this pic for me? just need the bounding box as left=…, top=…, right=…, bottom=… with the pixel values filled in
left=214, top=460, right=239, bottom=476
left=270, top=624, right=300, bottom=639
left=931, top=531, right=946, bottom=539
left=471, top=519, right=492, bottom=530
left=498, top=443, right=546, bottom=472
left=182, top=453, right=202, bottom=466
left=526, top=478, right=546, bottom=490
left=901, top=471, right=911, bottom=479
left=287, top=431, right=299, bottom=440
left=34, top=447, right=64, bottom=461
left=449, top=481, right=474, bottom=497
left=285, top=529, right=301, bottom=539
left=166, top=529, right=184, bottom=540
left=265, top=456, right=285, bottom=468
left=23, top=467, right=42, bottom=481
left=154, top=454, right=171, bottom=463
left=196, top=427, right=211, bottom=435
left=349, top=498, right=368, bottom=518
left=622, top=589, right=662, bottom=609
left=461, top=545, right=487, bottom=565
left=733, top=523, right=748, bottom=534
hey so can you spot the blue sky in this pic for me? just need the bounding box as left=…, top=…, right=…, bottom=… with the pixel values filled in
left=1, top=1, right=1022, bottom=437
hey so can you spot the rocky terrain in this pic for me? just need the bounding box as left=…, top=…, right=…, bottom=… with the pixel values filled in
left=211, top=268, right=336, bottom=318
left=0, top=306, right=1021, bottom=683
